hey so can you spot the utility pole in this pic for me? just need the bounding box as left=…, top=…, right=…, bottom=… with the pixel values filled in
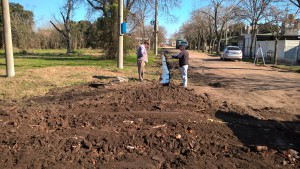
left=225, top=19, right=228, bottom=46
left=118, top=0, right=123, bottom=69
left=154, top=0, right=158, bottom=55
left=2, top=0, right=15, bottom=77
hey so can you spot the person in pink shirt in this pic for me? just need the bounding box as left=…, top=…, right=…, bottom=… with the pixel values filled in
left=136, top=41, right=149, bottom=82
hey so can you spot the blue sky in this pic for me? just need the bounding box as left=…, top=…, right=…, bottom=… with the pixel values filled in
left=9, top=0, right=203, bottom=38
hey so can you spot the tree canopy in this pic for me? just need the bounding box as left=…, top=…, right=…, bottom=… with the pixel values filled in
left=0, top=3, right=34, bottom=49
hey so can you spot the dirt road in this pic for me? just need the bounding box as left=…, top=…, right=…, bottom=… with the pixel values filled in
left=0, top=50, right=299, bottom=168
left=188, top=51, right=300, bottom=119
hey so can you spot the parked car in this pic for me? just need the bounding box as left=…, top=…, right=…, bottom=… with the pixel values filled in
left=220, top=46, right=242, bottom=60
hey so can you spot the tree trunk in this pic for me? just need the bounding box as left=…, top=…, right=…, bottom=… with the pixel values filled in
left=212, top=38, right=217, bottom=53
left=201, top=38, right=206, bottom=52
left=217, top=39, right=221, bottom=53
left=274, top=38, right=279, bottom=65
left=66, top=31, right=73, bottom=54
left=249, top=25, right=257, bottom=59
left=65, top=0, right=73, bottom=54
left=249, top=35, right=255, bottom=59
left=197, top=33, right=201, bottom=51
left=209, top=39, right=213, bottom=53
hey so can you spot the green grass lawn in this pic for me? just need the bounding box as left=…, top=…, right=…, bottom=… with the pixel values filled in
left=0, top=49, right=156, bottom=71
left=0, top=49, right=160, bottom=100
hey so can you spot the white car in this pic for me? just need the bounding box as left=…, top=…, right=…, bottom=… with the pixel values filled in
left=221, top=46, right=243, bottom=60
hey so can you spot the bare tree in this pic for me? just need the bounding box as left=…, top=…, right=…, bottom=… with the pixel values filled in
left=143, top=25, right=167, bottom=47
left=199, top=8, right=216, bottom=50
left=179, top=22, right=195, bottom=49
left=130, top=2, right=152, bottom=42
left=290, top=0, right=300, bottom=8
left=50, top=0, right=76, bottom=54
left=190, top=8, right=215, bottom=51
left=157, top=26, right=167, bottom=43
left=236, top=0, right=272, bottom=58
left=201, top=0, right=241, bottom=53
left=86, top=0, right=181, bottom=59
left=263, top=1, right=298, bottom=65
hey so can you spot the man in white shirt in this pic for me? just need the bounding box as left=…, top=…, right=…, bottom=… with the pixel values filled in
left=254, top=44, right=266, bottom=66
left=136, top=41, right=149, bottom=82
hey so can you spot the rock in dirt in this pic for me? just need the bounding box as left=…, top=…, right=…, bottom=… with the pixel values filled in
left=152, top=155, right=165, bottom=162
left=113, top=77, right=129, bottom=83
left=155, top=131, right=163, bottom=138
left=287, top=149, right=299, bottom=156
left=0, top=109, right=9, bottom=116
left=123, top=120, right=134, bottom=124
left=175, top=134, right=182, bottom=139
left=252, top=145, right=268, bottom=152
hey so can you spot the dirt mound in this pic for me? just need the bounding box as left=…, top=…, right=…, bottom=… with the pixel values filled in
left=0, top=82, right=299, bottom=168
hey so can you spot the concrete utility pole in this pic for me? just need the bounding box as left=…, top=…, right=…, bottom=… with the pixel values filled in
left=154, top=0, right=158, bottom=55
left=225, top=20, right=228, bottom=46
left=2, top=0, right=15, bottom=77
left=118, top=0, right=124, bottom=69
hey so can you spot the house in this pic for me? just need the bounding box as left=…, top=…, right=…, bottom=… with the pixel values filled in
left=243, top=33, right=300, bottom=64
left=242, top=18, right=300, bottom=64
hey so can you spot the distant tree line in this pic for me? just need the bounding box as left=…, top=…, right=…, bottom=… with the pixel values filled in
left=172, top=0, right=300, bottom=65
left=0, top=3, right=96, bottom=50
left=0, top=1, right=179, bottom=59
left=0, top=3, right=34, bottom=49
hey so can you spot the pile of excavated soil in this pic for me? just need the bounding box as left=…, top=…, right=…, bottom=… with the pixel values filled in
left=0, top=82, right=299, bottom=168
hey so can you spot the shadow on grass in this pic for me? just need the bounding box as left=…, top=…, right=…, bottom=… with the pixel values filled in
left=0, top=50, right=104, bottom=57
left=15, top=52, right=65, bottom=57
left=93, top=75, right=141, bottom=82
left=93, top=75, right=116, bottom=79
left=15, top=56, right=108, bottom=61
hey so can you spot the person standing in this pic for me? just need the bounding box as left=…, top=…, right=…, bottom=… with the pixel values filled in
left=136, top=41, right=149, bottom=82
left=172, top=44, right=189, bottom=87
left=254, top=44, right=265, bottom=66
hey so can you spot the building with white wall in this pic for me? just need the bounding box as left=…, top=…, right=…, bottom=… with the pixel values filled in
left=243, top=33, right=300, bottom=64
